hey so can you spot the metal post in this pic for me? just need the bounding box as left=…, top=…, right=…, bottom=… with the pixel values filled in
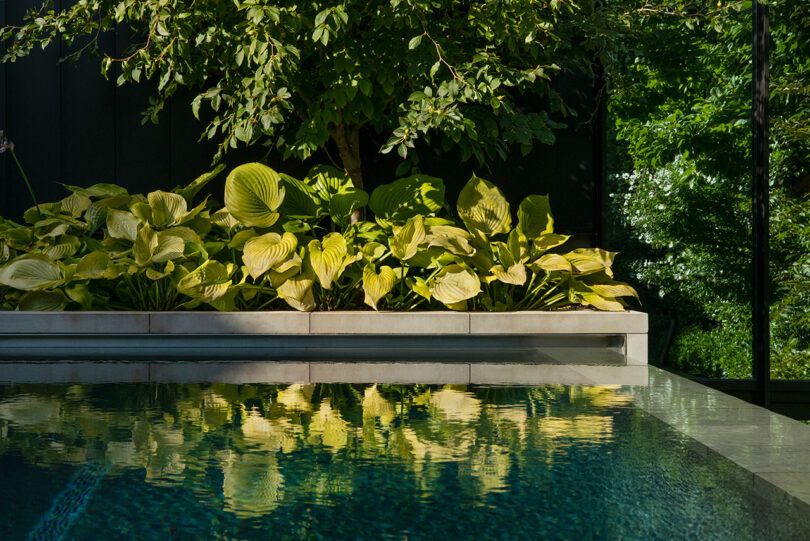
left=752, top=0, right=770, bottom=408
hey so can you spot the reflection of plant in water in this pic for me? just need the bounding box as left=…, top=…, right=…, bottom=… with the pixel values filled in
left=0, top=382, right=634, bottom=514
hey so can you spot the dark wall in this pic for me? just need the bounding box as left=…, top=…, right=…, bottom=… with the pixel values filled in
left=1, top=0, right=604, bottom=242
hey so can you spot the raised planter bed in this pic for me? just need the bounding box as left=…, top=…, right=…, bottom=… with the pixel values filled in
left=0, top=310, right=647, bottom=364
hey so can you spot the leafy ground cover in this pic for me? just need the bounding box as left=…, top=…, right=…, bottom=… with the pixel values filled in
left=0, top=164, right=636, bottom=312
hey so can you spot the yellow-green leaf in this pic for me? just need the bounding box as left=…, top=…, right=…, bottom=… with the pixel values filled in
left=425, top=225, right=475, bottom=256
left=133, top=225, right=158, bottom=266
left=60, top=193, right=92, bottom=218
left=176, top=260, right=232, bottom=302
left=362, top=264, right=396, bottom=310
left=307, top=233, right=348, bottom=290
left=369, top=174, right=445, bottom=226
left=75, top=251, right=110, bottom=280
left=389, top=215, right=425, bottom=261
left=148, top=190, right=188, bottom=229
left=211, top=209, right=240, bottom=230
left=517, top=194, right=553, bottom=239
left=533, top=233, right=570, bottom=254
left=277, top=272, right=315, bottom=311
left=0, top=255, right=62, bottom=291
left=243, top=232, right=298, bottom=279
left=106, top=209, right=140, bottom=242
left=491, top=263, right=527, bottom=285
left=565, top=248, right=616, bottom=277
left=530, top=253, right=572, bottom=272
left=456, top=175, right=511, bottom=238
left=429, top=264, right=481, bottom=306
left=225, top=163, right=285, bottom=227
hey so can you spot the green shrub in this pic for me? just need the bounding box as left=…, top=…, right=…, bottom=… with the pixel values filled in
left=0, top=164, right=636, bottom=312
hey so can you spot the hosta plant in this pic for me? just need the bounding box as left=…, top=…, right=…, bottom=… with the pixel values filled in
left=0, top=163, right=637, bottom=312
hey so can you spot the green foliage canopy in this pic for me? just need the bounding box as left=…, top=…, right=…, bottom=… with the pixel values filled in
left=1, top=0, right=594, bottom=187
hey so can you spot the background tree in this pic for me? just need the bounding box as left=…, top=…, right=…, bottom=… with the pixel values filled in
left=1, top=0, right=597, bottom=195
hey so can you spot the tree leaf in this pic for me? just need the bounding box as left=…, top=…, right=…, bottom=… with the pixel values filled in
left=225, top=163, right=285, bottom=227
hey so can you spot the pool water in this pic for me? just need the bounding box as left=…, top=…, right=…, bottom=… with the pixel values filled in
left=0, top=382, right=807, bottom=540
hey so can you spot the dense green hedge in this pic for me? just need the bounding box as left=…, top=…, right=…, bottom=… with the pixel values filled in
left=0, top=164, right=636, bottom=312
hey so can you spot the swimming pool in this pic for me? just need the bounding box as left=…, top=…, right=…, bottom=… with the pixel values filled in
left=1, top=370, right=809, bottom=540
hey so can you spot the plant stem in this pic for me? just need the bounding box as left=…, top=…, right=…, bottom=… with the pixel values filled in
left=10, top=148, right=40, bottom=218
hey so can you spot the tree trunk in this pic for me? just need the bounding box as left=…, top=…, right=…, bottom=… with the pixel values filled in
left=331, top=123, right=363, bottom=224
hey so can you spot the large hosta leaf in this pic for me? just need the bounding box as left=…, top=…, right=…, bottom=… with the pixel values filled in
left=307, top=233, right=348, bottom=290
left=225, top=163, right=285, bottom=227
left=134, top=226, right=185, bottom=266
left=517, top=195, right=553, bottom=239
left=19, top=290, right=68, bottom=311
left=278, top=173, right=322, bottom=218
left=389, top=215, right=426, bottom=261
left=369, top=174, right=445, bottom=226
left=309, top=165, right=368, bottom=227
left=533, top=233, right=570, bottom=254
left=564, top=248, right=616, bottom=277
left=133, top=225, right=159, bottom=266
left=362, top=264, right=396, bottom=310
left=106, top=209, right=140, bottom=242
left=530, top=253, right=572, bottom=272
left=457, top=175, right=511, bottom=238
left=581, top=275, right=639, bottom=301
left=429, top=264, right=481, bottom=307
left=490, top=263, right=527, bottom=285
left=425, top=225, right=475, bottom=256
left=211, top=209, right=240, bottom=230
left=60, top=193, right=92, bottom=218
left=62, top=183, right=128, bottom=199
left=75, top=251, right=110, bottom=280
left=0, top=254, right=62, bottom=291
left=174, top=164, right=225, bottom=204
left=177, top=260, right=232, bottom=302
left=277, top=272, right=316, bottom=312
left=243, top=232, right=298, bottom=279
left=148, top=190, right=188, bottom=229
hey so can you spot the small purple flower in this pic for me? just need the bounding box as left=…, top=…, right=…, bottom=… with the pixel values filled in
left=0, top=130, right=14, bottom=154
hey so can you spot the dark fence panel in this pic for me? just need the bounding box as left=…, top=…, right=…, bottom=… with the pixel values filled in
left=1, top=2, right=603, bottom=242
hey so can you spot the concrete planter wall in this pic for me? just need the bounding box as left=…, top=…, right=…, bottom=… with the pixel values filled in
left=0, top=310, right=647, bottom=364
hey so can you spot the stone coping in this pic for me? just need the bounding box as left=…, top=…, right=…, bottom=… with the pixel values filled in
left=0, top=310, right=648, bottom=335
left=631, top=366, right=810, bottom=512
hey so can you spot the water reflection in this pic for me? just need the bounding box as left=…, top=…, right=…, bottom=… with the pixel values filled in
left=0, top=383, right=631, bottom=517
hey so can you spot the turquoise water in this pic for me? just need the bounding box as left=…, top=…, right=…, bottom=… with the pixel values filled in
left=0, top=382, right=808, bottom=540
